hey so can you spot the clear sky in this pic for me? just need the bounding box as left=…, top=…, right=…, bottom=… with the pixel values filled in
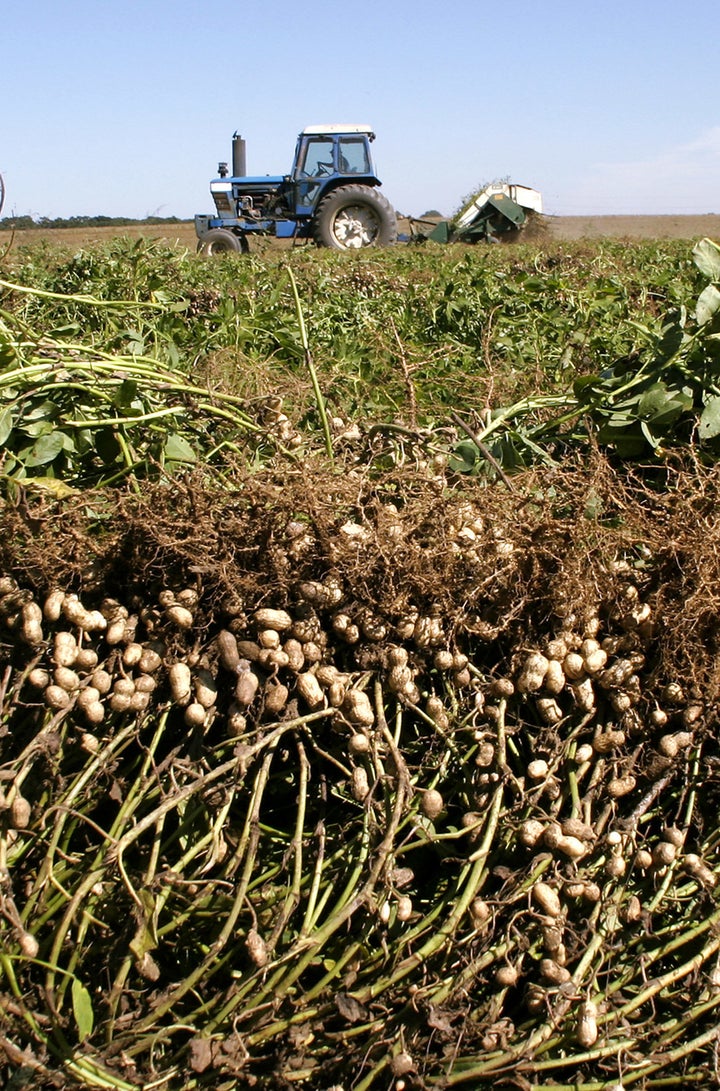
left=1, top=0, right=719, bottom=221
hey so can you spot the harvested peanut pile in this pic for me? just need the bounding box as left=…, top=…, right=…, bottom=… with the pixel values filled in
left=2, top=455, right=720, bottom=1090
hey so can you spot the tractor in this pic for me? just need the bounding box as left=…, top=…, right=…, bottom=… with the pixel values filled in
left=195, top=125, right=397, bottom=254
left=194, top=125, right=544, bottom=254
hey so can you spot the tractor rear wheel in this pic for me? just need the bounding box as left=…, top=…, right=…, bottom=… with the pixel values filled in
left=313, top=186, right=397, bottom=250
left=197, top=229, right=249, bottom=256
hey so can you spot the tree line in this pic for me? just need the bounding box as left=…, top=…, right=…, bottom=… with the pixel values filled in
left=0, top=215, right=189, bottom=231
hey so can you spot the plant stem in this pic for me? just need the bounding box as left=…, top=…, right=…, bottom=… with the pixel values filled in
left=287, top=266, right=333, bottom=461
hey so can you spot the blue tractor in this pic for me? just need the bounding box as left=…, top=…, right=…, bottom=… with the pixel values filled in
left=195, top=125, right=398, bottom=254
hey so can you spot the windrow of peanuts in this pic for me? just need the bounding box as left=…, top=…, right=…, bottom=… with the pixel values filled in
left=1, top=496, right=719, bottom=1090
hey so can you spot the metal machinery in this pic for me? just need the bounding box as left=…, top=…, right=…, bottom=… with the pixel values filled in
left=421, top=182, right=544, bottom=243
left=195, top=125, right=397, bottom=254
left=195, top=126, right=543, bottom=253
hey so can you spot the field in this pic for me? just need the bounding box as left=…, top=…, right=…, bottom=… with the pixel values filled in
left=4, top=213, right=720, bottom=252
left=550, top=213, right=720, bottom=240
left=2, top=226, right=720, bottom=1091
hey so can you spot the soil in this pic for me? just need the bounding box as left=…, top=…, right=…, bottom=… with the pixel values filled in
left=548, top=213, right=720, bottom=241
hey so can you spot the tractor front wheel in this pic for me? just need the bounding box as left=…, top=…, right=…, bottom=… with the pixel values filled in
left=197, top=229, right=249, bottom=256
left=313, top=186, right=397, bottom=250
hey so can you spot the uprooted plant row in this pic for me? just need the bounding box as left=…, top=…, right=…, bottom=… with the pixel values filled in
left=2, top=460, right=720, bottom=1089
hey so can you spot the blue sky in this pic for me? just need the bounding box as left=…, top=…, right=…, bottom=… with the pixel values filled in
left=2, top=0, right=719, bottom=220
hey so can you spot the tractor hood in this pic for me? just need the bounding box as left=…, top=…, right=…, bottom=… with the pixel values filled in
left=210, top=176, right=285, bottom=195
left=210, top=176, right=286, bottom=218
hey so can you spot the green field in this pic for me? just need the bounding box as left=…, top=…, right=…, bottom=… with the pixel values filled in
left=2, top=231, right=714, bottom=458
left=2, top=233, right=720, bottom=1090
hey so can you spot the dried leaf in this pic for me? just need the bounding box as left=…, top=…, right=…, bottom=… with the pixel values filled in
left=189, top=1037, right=214, bottom=1073
left=427, top=1006, right=454, bottom=1033
left=335, top=991, right=368, bottom=1023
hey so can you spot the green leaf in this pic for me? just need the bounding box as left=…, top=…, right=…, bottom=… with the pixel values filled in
left=0, top=407, right=13, bottom=445
left=640, top=420, right=659, bottom=449
left=693, top=238, right=720, bottom=281
left=163, top=434, right=197, bottom=465
left=0, top=340, right=19, bottom=368
left=113, top=378, right=139, bottom=409
left=637, top=383, right=671, bottom=418
left=24, top=431, right=66, bottom=467
left=123, top=328, right=146, bottom=356
left=130, top=890, right=159, bottom=960
left=448, top=439, right=479, bottom=474
left=696, top=284, right=720, bottom=326
left=699, top=396, right=720, bottom=440
left=95, top=428, right=122, bottom=465
left=71, top=978, right=94, bottom=1041
left=23, top=419, right=56, bottom=438
left=49, top=322, right=82, bottom=339
left=637, top=382, right=692, bottom=425
left=596, top=420, right=648, bottom=458
left=25, top=399, right=61, bottom=421
left=654, top=318, right=685, bottom=362
left=583, top=488, right=603, bottom=520
left=22, top=476, right=79, bottom=498
left=573, top=373, right=604, bottom=404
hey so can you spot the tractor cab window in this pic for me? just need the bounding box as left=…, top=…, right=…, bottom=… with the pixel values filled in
left=299, top=139, right=335, bottom=178
left=338, top=138, right=371, bottom=174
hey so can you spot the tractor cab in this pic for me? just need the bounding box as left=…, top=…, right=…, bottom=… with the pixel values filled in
left=292, top=126, right=377, bottom=178
left=290, top=125, right=380, bottom=214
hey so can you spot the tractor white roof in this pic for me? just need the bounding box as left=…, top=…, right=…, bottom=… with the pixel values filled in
left=302, top=124, right=375, bottom=137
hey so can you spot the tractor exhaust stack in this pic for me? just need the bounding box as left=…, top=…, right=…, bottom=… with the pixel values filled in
left=232, top=133, right=247, bottom=178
